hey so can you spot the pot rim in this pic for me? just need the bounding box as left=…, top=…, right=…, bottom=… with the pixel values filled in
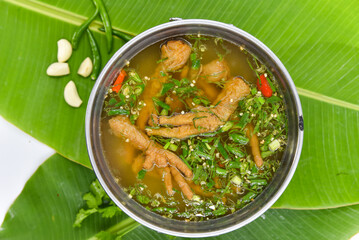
left=86, top=18, right=304, bottom=238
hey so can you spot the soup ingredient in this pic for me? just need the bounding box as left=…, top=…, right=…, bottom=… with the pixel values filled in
left=160, top=40, right=192, bottom=71
left=109, top=116, right=192, bottom=177
left=112, top=69, right=127, bottom=93
left=246, top=123, right=263, bottom=167
left=162, top=166, right=173, bottom=195
left=200, top=59, right=229, bottom=83
left=195, top=59, right=229, bottom=102
left=170, top=166, right=193, bottom=200
left=269, top=139, right=280, bottom=152
left=64, top=80, right=82, bottom=107
left=57, top=39, right=72, bottom=63
left=92, top=0, right=113, bottom=53
left=136, top=40, right=191, bottom=130
left=104, top=69, right=146, bottom=123
left=46, top=62, right=70, bottom=76
left=108, top=115, right=194, bottom=199
left=99, top=27, right=134, bottom=42
left=133, top=158, right=173, bottom=196
left=87, top=29, right=101, bottom=80
left=257, top=74, right=272, bottom=97
left=71, top=7, right=99, bottom=50
left=146, top=76, right=250, bottom=139
left=77, top=57, right=93, bottom=77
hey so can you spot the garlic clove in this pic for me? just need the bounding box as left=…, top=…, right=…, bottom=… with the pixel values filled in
left=77, top=57, right=93, bottom=77
left=46, top=62, right=70, bottom=76
left=64, top=81, right=82, bottom=108
left=57, top=39, right=72, bottom=63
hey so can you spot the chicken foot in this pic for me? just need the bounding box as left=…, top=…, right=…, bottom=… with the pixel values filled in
left=109, top=115, right=193, bottom=199
left=146, top=76, right=250, bottom=139
left=136, top=40, right=191, bottom=130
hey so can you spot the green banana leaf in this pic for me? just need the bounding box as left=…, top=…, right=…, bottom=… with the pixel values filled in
left=0, top=0, right=358, bottom=213
left=0, top=154, right=131, bottom=239
left=0, top=0, right=126, bottom=168
left=1, top=154, right=359, bottom=240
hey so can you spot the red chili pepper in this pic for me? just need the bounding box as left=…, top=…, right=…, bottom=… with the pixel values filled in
left=112, top=69, right=127, bottom=93
left=218, top=162, right=225, bottom=168
left=257, top=74, right=272, bottom=98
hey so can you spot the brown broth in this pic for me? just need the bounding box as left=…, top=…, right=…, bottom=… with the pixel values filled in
left=101, top=35, right=287, bottom=221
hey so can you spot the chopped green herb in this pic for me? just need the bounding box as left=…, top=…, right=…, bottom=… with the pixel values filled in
left=226, top=145, right=245, bottom=157
left=152, top=207, right=178, bottom=214
left=161, top=82, right=175, bottom=95
left=215, top=167, right=227, bottom=176
left=160, top=109, right=168, bottom=116
left=190, top=53, right=200, bottom=70
left=240, top=192, right=257, bottom=204
left=256, top=96, right=265, bottom=105
left=152, top=97, right=170, bottom=110
left=137, top=169, right=146, bottom=180
left=212, top=205, right=227, bottom=216
left=261, top=151, right=275, bottom=158
left=195, top=150, right=213, bottom=160
left=108, top=108, right=130, bottom=116
left=267, top=96, right=282, bottom=104
left=108, top=98, right=117, bottom=105
left=168, top=143, right=178, bottom=152
left=268, top=139, right=280, bottom=151
left=229, top=133, right=249, bottom=144
left=231, top=176, right=242, bottom=186
left=217, top=142, right=229, bottom=160
left=237, top=112, right=249, bottom=128
left=251, top=87, right=258, bottom=95
left=136, top=195, right=151, bottom=204
left=221, top=121, right=234, bottom=132
left=156, top=57, right=168, bottom=64
left=228, top=161, right=241, bottom=169
left=250, top=179, right=267, bottom=186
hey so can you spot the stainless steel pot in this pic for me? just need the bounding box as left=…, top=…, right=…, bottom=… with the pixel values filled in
left=86, top=19, right=304, bottom=237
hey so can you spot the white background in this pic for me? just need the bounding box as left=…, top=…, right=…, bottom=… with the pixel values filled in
left=0, top=115, right=358, bottom=239
left=0, top=115, right=54, bottom=224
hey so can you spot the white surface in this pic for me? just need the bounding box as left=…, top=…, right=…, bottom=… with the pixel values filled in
left=0, top=115, right=55, bottom=225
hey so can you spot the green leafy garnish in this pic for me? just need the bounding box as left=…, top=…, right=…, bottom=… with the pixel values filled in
left=152, top=97, right=171, bottom=110
left=73, top=180, right=122, bottom=228
left=137, top=169, right=147, bottom=179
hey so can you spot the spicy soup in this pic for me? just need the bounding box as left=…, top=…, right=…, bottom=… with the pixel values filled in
left=101, top=35, right=287, bottom=221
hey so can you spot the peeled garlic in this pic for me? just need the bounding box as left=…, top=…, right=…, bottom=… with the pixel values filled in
left=57, top=39, right=72, bottom=63
left=64, top=81, right=82, bottom=108
left=46, top=62, right=70, bottom=76
left=77, top=57, right=93, bottom=77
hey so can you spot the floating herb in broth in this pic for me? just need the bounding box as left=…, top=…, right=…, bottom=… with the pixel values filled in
left=100, top=34, right=287, bottom=221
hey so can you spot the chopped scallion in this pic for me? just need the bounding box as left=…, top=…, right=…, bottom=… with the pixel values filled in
left=229, top=133, right=249, bottom=145
left=221, top=121, right=234, bottom=132
left=231, top=176, right=242, bottom=186
left=107, top=108, right=130, bottom=116
left=168, top=143, right=178, bottom=152
left=215, top=167, right=227, bottom=176
left=268, top=139, right=280, bottom=151
left=152, top=97, right=170, bottom=110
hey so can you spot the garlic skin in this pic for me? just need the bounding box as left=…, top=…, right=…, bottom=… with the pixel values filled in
left=46, top=62, right=70, bottom=76
left=64, top=81, right=82, bottom=108
left=57, top=39, right=72, bottom=63
left=77, top=57, right=93, bottom=77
